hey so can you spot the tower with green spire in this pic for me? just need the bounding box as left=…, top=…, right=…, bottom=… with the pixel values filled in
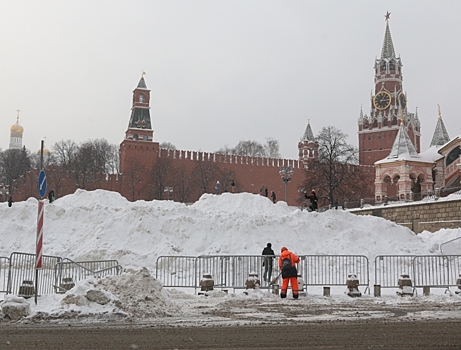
left=358, top=12, right=421, bottom=166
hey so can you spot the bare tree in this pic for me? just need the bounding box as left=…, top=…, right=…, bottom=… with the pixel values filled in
left=301, top=126, right=367, bottom=206
left=191, top=159, right=220, bottom=195
left=150, top=157, right=173, bottom=200
left=0, top=148, right=32, bottom=191
left=218, top=139, right=281, bottom=158
left=264, top=138, right=281, bottom=158
left=159, top=142, right=177, bottom=151
left=52, top=140, right=78, bottom=171
left=124, top=159, right=147, bottom=201
left=107, top=144, right=120, bottom=174
left=170, top=163, right=193, bottom=203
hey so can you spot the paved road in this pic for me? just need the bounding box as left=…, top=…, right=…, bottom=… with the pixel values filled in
left=2, top=320, right=461, bottom=349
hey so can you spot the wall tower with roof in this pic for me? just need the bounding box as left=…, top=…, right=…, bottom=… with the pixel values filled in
left=124, top=74, right=153, bottom=143
left=358, top=12, right=420, bottom=166
left=298, top=120, right=318, bottom=165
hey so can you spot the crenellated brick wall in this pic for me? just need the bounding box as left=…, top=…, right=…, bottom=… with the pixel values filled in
left=349, top=198, right=461, bottom=233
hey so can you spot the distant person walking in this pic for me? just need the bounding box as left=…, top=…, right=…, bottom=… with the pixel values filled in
left=48, top=190, right=55, bottom=203
left=215, top=181, right=221, bottom=194
left=231, top=180, right=235, bottom=193
left=262, top=243, right=275, bottom=282
left=8, top=196, right=13, bottom=207
left=309, top=190, right=318, bottom=211
left=278, top=246, right=300, bottom=299
left=271, top=191, right=276, bottom=203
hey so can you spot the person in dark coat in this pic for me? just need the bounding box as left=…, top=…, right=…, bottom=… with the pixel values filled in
left=230, top=180, right=235, bottom=193
left=48, top=190, right=55, bottom=203
left=309, top=190, right=318, bottom=211
left=271, top=191, right=276, bottom=203
left=262, top=243, right=275, bottom=282
left=8, top=196, right=13, bottom=207
left=304, top=190, right=318, bottom=211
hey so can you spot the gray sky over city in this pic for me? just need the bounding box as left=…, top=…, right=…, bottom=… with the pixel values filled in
left=1, top=1, right=460, bottom=159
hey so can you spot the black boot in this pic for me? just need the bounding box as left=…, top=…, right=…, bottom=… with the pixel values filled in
left=280, top=293, right=287, bottom=298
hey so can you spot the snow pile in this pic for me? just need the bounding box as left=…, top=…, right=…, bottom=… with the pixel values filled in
left=96, top=268, right=180, bottom=318
left=1, top=268, right=181, bottom=322
left=1, top=189, right=461, bottom=324
left=1, top=189, right=460, bottom=270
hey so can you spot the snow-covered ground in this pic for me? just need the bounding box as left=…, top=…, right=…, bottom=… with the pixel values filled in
left=1, top=189, right=461, bottom=325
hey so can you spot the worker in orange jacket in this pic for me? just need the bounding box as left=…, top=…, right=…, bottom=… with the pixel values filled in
left=278, top=246, right=300, bottom=299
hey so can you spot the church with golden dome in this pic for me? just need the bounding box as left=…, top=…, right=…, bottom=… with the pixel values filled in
left=9, top=111, right=24, bottom=150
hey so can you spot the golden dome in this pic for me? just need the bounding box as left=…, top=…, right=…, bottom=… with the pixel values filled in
left=10, top=116, right=24, bottom=133
left=37, top=148, right=51, bottom=155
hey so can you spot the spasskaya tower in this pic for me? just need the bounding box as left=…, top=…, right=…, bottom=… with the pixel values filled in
left=358, top=12, right=420, bottom=166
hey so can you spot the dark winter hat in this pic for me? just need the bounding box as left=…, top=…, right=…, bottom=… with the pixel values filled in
left=267, top=243, right=272, bottom=248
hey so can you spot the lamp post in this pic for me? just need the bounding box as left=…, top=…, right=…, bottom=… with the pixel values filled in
left=164, top=186, right=173, bottom=200
left=279, top=165, right=294, bottom=203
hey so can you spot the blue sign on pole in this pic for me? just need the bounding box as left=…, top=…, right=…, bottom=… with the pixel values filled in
left=38, top=170, right=47, bottom=198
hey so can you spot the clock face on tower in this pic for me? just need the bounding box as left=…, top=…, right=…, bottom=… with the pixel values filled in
left=398, top=92, right=407, bottom=110
left=373, top=91, right=392, bottom=110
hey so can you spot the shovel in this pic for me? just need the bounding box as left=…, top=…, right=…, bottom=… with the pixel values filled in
left=269, top=272, right=282, bottom=286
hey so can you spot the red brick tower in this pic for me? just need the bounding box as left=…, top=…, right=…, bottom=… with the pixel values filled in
left=120, top=74, right=159, bottom=176
left=358, top=12, right=420, bottom=166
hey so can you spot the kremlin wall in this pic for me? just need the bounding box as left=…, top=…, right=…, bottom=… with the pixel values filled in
left=6, top=15, right=460, bottom=211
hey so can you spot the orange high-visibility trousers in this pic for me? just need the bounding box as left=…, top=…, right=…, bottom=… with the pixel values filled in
left=281, top=277, right=299, bottom=298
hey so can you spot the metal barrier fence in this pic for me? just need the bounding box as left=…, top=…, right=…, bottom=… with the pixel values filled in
left=3, top=252, right=122, bottom=296
left=375, top=255, right=461, bottom=293
left=195, top=255, right=267, bottom=292
left=299, top=255, right=370, bottom=293
left=440, top=237, right=461, bottom=256
left=374, top=255, right=416, bottom=288
left=155, top=256, right=198, bottom=288
left=8, top=252, right=62, bottom=296
left=0, top=256, right=10, bottom=293
left=54, top=258, right=122, bottom=293
left=412, top=255, right=461, bottom=291
left=155, top=254, right=370, bottom=293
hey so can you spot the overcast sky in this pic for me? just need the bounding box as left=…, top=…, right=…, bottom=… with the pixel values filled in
left=1, top=1, right=460, bottom=159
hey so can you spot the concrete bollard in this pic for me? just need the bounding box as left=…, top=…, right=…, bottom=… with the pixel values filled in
left=323, top=286, right=330, bottom=297
left=346, top=273, right=362, bottom=297
left=374, top=284, right=381, bottom=297
left=60, top=277, right=75, bottom=292
left=18, top=280, right=35, bottom=298
left=396, top=274, right=414, bottom=296
left=245, top=272, right=261, bottom=289
left=199, top=273, right=214, bottom=293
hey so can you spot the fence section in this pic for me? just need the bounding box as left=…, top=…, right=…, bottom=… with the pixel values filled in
left=54, top=258, right=122, bottom=293
left=299, top=255, right=369, bottom=292
left=195, top=255, right=267, bottom=292
left=0, top=256, right=10, bottom=293
left=8, top=252, right=62, bottom=296
left=412, top=255, right=461, bottom=291
left=155, top=256, right=197, bottom=288
left=374, top=255, right=416, bottom=288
